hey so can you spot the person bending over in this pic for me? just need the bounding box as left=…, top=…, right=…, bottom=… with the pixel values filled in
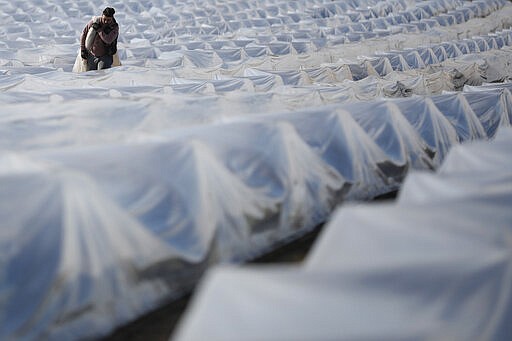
left=80, top=7, right=119, bottom=71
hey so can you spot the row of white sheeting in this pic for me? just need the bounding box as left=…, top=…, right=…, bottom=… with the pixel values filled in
left=172, top=125, right=512, bottom=341
left=0, top=159, right=177, bottom=341
left=0, top=78, right=509, bottom=152
left=166, top=47, right=512, bottom=110
left=462, top=88, right=512, bottom=138
left=2, top=50, right=508, bottom=108
left=164, top=45, right=512, bottom=97
left=1, top=81, right=509, bottom=340
left=0, top=72, right=509, bottom=155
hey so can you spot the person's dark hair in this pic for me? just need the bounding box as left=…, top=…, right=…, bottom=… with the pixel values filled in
left=103, top=7, right=115, bottom=17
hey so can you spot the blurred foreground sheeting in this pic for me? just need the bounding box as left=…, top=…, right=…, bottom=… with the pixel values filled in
left=173, top=126, right=512, bottom=341
left=1, top=82, right=510, bottom=340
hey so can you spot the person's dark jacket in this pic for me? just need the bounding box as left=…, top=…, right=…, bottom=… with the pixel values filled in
left=80, top=17, right=119, bottom=58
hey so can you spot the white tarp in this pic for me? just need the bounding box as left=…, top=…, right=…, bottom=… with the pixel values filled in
left=341, top=100, right=435, bottom=171
left=2, top=82, right=509, bottom=339
left=462, top=88, right=512, bottom=137
left=0, top=159, right=176, bottom=341
left=430, top=92, right=487, bottom=141
left=390, top=96, right=459, bottom=166
left=173, top=126, right=512, bottom=341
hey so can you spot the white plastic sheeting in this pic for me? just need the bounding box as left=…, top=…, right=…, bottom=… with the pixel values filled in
left=390, top=96, right=459, bottom=166
left=0, top=162, right=176, bottom=340
left=2, top=0, right=512, bottom=340
left=173, top=126, right=512, bottom=341
left=462, top=87, right=512, bottom=138
left=430, top=92, right=487, bottom=141
left=2, top=0, right=512, bottom=74
left=2, top=83, right=510, bottom=340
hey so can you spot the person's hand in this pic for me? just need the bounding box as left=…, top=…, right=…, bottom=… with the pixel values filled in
left=81, top=49, right=88, bottom=59
left=92, top=22, right=101, bottom=31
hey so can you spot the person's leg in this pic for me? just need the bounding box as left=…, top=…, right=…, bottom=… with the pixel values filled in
left=97, top=55, right=114, bottom=69
left=86, top=53, right=98, bottom=71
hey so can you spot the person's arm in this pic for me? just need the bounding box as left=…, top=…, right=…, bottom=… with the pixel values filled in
left=80, top=20, right=92, bottom=59
left=98, top=23, right=119, bottom=44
